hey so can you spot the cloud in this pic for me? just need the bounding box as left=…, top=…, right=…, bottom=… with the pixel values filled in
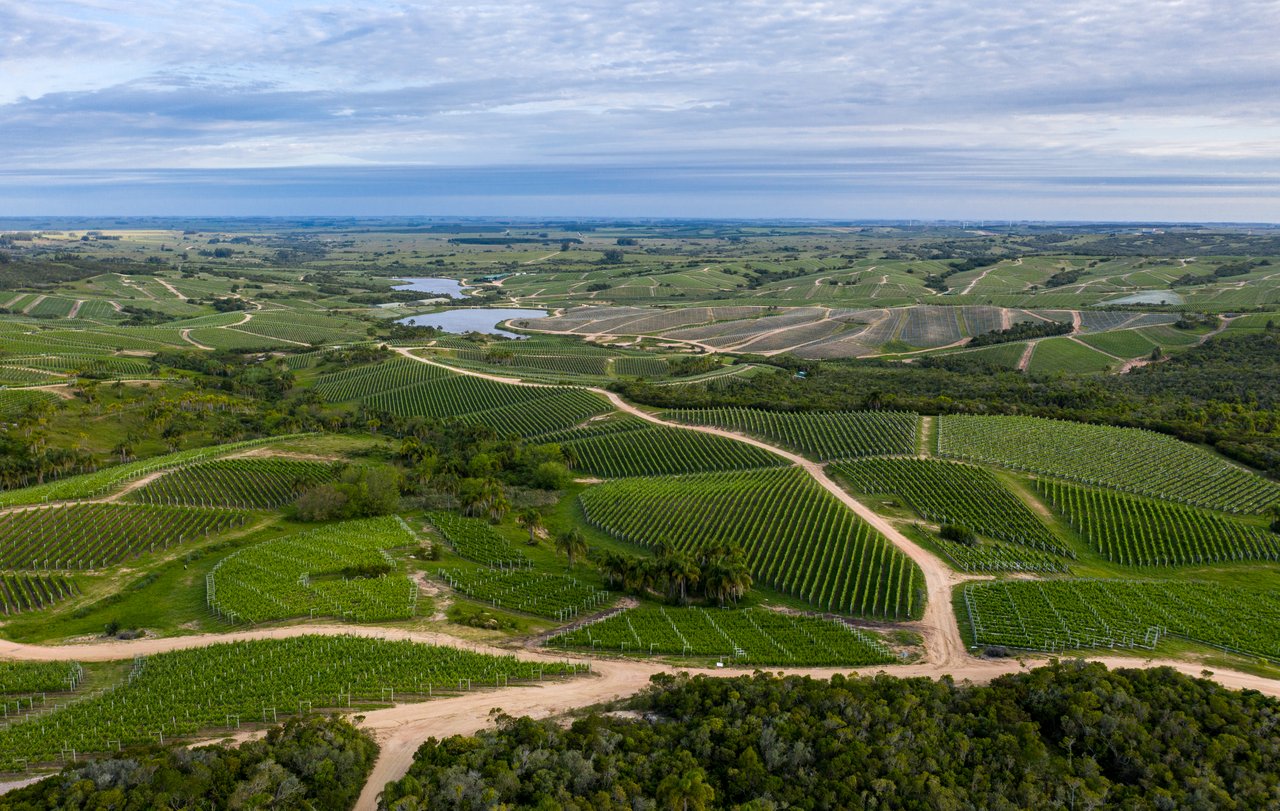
left=2, top=0, right=1279, bottom=217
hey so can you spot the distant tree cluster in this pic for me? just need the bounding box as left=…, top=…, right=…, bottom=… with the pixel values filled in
left=968, top=319, right=1072, bottom=346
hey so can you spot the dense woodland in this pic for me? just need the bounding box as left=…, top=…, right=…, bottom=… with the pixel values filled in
left=380, top=663, right=1280, bottom=811
left=2, top=716, right=375, bottom=810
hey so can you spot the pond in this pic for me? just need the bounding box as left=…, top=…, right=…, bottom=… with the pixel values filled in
left=392, top=277, right=471, bottom=297
left=1103, top=290, right=1185, bottom=306
left=396, top=308, right=548, bottom=339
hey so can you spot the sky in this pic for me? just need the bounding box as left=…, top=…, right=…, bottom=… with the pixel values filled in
left=2, top=0, right=1279, bottom=220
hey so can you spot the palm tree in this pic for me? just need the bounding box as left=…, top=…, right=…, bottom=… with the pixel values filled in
left=516, top=508, right=544, bottom=545
left=723, top=553, right=753, bottom=605
left=665, top=552, right=700, bottom=605
left=554, top=528, right=588, bottom=570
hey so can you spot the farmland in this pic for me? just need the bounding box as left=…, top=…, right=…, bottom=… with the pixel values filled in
left=579, top=468, right=923, bottom=619
left=937, top=415, right=1280, bottom=513
left=0, top=221, right=1278, bottom=799
left=548, top=607, right=894, bottom=665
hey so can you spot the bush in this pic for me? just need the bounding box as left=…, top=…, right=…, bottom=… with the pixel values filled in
left=940, top=523, right=977, bottom=545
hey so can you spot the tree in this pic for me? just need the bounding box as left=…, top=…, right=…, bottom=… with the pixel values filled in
left=658, top=767, right=715, bottom=811
left=600, top=248, right=625, bottom=264
left=664, top=552, right=700, bottom=605
left=554, top=528, right=588, bottom=570
left=516, top=508, right=544, bottom=545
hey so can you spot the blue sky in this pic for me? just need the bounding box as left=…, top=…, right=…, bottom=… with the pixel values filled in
left=3, top=0, right=1279, bottom=220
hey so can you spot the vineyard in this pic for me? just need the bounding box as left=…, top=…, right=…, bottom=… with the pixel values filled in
left=547, top=607, right=894, bottom=665
left=0, top=435, right=315, bottom=508
left=833, top=458, right=1069, bottom=556
left=312, top=357, right=452, bottom=402
left=0, top=504, right=247, bottom=570
left=207, top=516, right=418, bottom=624
left=539, top=416, right=785, bottom=477
left=934, top=541, right=1071, bottom=574
left=579, top=468, right=922, bottom=619
left=124, top=458, right=337, bottom=509
left=0, top=637, right=583, bottom=769
left=666, top=408, right=918, bottom=460
left=1037, top=481, right=1280, bottom=566
left=963, top=579, right=1280, bottom=661
left=426, top=512, right=529, bottom=568
left=0, top=574, right=79, bottom=615
left=937, top=415, right=1280, bottom=513
left=0, top=662, right=81, bottom=695
left=436, top=568, right=611, bottom=621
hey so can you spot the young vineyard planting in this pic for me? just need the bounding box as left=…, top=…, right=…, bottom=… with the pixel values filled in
left=542, top=417, right=785, bottom=477
left=934, top=541, right=1071, bottom=574
left=426, top=512, right=529, bottom=568
left=548, top=607, right=894, bottom=665
left=0, top=504, right=247, bottom=570
left=124, top=458, right=337, bottom=509
left=436, top=568, right=611, bottom=621
left=937, top=415, right=1280, bottom=513
left=0, top=573, right=79, bottom=615
left=833, top=458, right=1069, bottom=556
left=579, top=469, right=922, bottom=619
left=666, top=408, right=918, bottom=460
left=1037, top=481, right=1280, bottom=566
left=207, top=516, right=418, bottom=624
left=0, top=637, right=583, bottom=770
left=963, top=579, right=1280, bottom=660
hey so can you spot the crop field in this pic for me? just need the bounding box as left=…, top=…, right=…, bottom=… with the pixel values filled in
left=1025, top=337, right=1115, bottom=374
left=124, top=458, right=337, bottom=509
left=963, top=579, right=1280, bottom=660
left=0, top=390, right=60, bottom=421
left=448, top=349, right=611, bottom=377
left=0, top=574, right=79, bottom=615
left=540, top=417, right=784, bottom=477
left=1037, top=481, right=1280, bottom=566
left=426, top=512, right=529, bottom=568
left=312, top=357, right=452, bottom=401
left=7, top=354, right=154, bottom=377
left=666, top=408, right=918, bottom=460
left=833, top=458, right=1069, bottom=556
left=935, top=541, right=1070, bottom=573
left=436, top=568, right=611, bottom=620
left=579, top=468, right=922, bottom=618
left=0, top=504, right=247, bottom=570
left=548, top=607, right=894, bottom=665
left=0, top=662, right=81, bottom=695
left=207, top=516, right=418, bottom=624
left=0, top=435, right=314, bottom=508
left=0, top=637, right=582, bottom=769
left=937, top=415, right=1280, bottom=513
left=1077, top=329, right=1159, bottom=359
left=611, top=356, right=670, bottom=377
left=363, top=376, right=610, bottom=436
left=186, top=326, right=295, bottom=351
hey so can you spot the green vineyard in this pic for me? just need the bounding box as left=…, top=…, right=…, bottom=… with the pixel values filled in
left=934, top=540, right=1071, bottom=574
left=0, top=637, right=583, bottom=769
left=312, top=357, right=452, bottom=402
left=125, top=458, right=337, bottom=509
left=0, top=662, right=81, bottom=695
left=666, top=408, right=919, bottom=460
left=436, top=568, right=612, bottom=621
left=426, top=512, right=529, bottom=568
left=0, top=435, right=315, bottom=509
left=963, top=579, right=1280, bottom=660
left=207, top=516, right=418, bottom=624
left=0, top=504, right=247, bottom=570
left=0, top=573, right=79, bottom=615
left=548, top=607, right=894, bottom=665
left=937, top=415, right=1280, bottom=513
left=579, top=468, right=923, bottom=619
left=540, top=416, right=785, bottom=477
left=833, top=457, right=1069, bottom=556
left=1037, top=481, right=1280, bottom=566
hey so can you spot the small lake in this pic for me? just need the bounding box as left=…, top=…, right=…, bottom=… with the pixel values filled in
left=396, top=308, right=548, bottom=339
left=393, top=277, right=470, bottom=297
left=1104, top=290, right=1185, bottom=306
